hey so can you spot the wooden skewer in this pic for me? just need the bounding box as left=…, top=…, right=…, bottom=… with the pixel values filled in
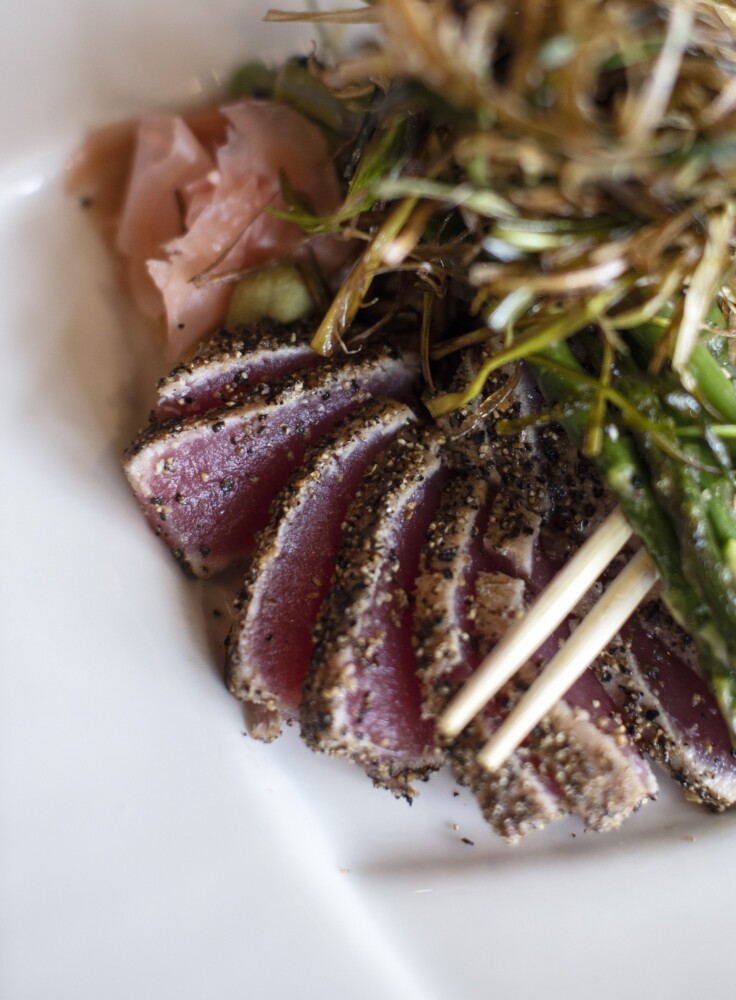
left=437, top=507, right=634, bottom=740
left=478, top=547, right=660, bottom=773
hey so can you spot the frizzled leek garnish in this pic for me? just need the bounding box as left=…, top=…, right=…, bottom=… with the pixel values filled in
left=268, top=119, right=410, bottom=233
left=419, top=290, right=434, bottom=391
left=583, top=333, right=614, bottom=459
left=310, top=195, right=422, bottom=354
left=373, top=178, right=517, bottom=221
left=265, top=6, right=379, bottom=25
left=426, top=282, right=630, bottom=417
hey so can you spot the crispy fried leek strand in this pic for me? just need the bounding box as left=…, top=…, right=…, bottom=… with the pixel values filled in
left=445, top=368, right=521, bottom=440
left=420, top=291, right=434, bottom=391
left=311, top=196, right=420, bottom=354
left=623, top=0, right=693, bottom=145
left=426, top=283, right=631, bottom=417
left=583, top=333, right=615, bottom=458
left=673, top=206, right=736, bottom=374
left=374, top=178, right=517, bottom=220
left=265, top=7, right=378, bottom=24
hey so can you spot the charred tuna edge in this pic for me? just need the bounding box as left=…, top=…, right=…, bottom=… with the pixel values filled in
left=302, top=428, right=447, bottom=798
left=226, top=398, right=417, bottom=741
left=536, top=421, right=615, bottom=564
left=415, top=471, right=567, bottom=842
left=123, top=342, right=420, bottom=578
left=151, top=319, right=321, bottom=422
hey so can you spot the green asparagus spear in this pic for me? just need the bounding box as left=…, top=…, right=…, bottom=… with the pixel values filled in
left=617, top=374, right=736, bottom=736
left=530, top=339, right=736, bottom=742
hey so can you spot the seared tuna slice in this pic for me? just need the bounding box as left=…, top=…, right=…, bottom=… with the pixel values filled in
left=302, top=430, right=447, bottom=797
left=415, top=472, right=566, bottom=842
left=151, top=320, right=321, bottom=421
left=469, top=551, right=657, bottom=831
left=123, top=343, right=419, bottom=577
left=486, top=530, right=657, bottom=831
left=593, top=607, right=736, bottom=810
left=226, top=399, right=416, bottom=740
left=439, top=352, right=657, bottom=830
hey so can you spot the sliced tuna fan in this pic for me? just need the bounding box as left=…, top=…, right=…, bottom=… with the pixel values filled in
left=123, top=322, right=736, bottom=842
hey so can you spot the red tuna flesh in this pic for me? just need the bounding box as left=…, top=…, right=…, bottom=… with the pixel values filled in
left=595, top=608, right=736, bottom=809
left=415, top=471, right=567, bottom=841
left=151, top=321, right=321, bottom=422
left=302, top=430, right=447, bottom=797
left=123, top=343, right=419, bottom=577
left=226, top=399, right=416, bottom=740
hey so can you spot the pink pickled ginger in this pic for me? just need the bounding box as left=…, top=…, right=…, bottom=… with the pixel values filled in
left=116, top=115, right=215, bottom=319
left=70, top=100, right=346, bottom=360
left=131, top=101, right=342, bottom=358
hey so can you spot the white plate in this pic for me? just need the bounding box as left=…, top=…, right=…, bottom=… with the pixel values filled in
left=2, top=3, right=736, bottom=998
